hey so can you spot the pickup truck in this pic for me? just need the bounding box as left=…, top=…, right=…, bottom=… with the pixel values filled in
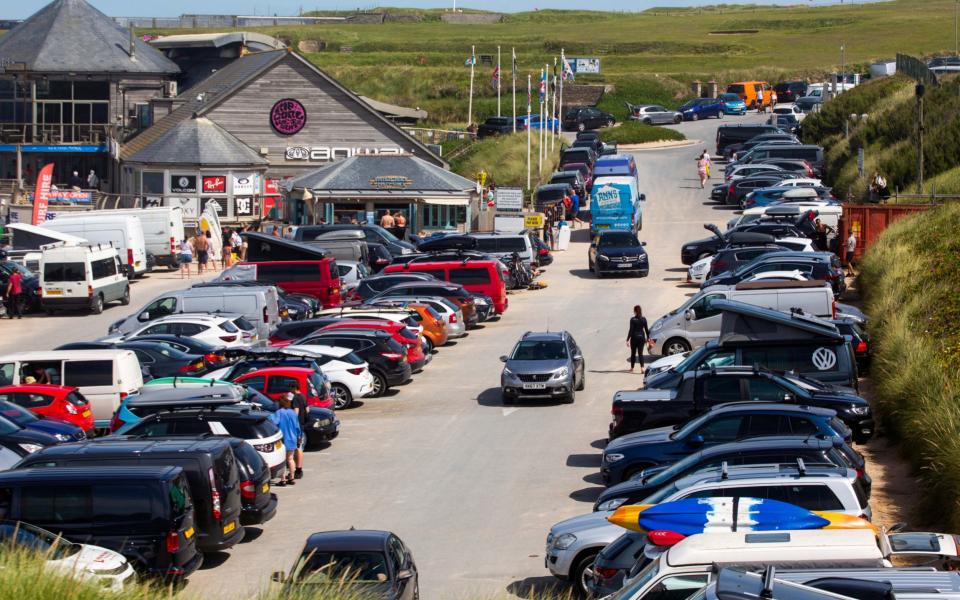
left=608, top=366, right=873, bottom=442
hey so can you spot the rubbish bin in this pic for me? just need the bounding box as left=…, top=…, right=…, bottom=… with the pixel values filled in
left=557, top=223, right=571, bottom=251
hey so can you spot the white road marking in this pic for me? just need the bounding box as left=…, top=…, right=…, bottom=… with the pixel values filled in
left=502, top=407, right=519, bottom=417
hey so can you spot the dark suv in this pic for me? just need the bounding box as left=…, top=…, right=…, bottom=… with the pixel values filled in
left=294, top=225, right=416, bottom=256
left=477, top=116, right=514, bottom=139
left=716, top=124, right=781, bottom=156
left=701, top=250, right=845, bottom=295
left=562, top=107, right=616, bottom=132
left=296, top=329, right=413, bottom=396
left=350, top=273, right=437, bottom=302
left=681, top=223, right=806, bottom=265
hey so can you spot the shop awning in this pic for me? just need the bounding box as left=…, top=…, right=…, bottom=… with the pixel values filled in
left=422, top=196, right=469, bottom=206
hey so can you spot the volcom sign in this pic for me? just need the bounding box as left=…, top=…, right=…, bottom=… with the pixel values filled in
left=594, top=185, right=621, bottom=209
left=811, top=347, right=838, bottom=371
left=285, top=146, right=405, bottom=161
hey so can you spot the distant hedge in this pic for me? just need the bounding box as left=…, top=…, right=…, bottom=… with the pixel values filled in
left=599, top=121, right=686, bottom=145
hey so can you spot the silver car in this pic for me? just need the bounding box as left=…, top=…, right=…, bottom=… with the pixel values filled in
left=499, top=331, right=584, bottom=404
left=627, top=103, right=682, bottom=125
left=368, top=295, right=467, bottom=338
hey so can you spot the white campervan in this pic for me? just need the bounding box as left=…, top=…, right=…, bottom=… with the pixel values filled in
left=43, top=214, right=149, bottom=278
left=649, top=280, right=835, bottom=355
left=40, top=242, right=130, bottom=314
left=61, top=207, right=185, bottom=270
left=0, top=350, right=143, bottom=426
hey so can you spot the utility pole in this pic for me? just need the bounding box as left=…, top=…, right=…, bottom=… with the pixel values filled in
left=956, top=0, right=958, bottom=56
left=917, top=83, right=925, bottom=194
left=840, top=44, right=845, bottom=87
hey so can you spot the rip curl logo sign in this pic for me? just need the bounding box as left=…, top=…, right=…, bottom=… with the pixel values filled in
left=270, top=99, right=307, bottom=135
left=811, top=347, right=837, bottom=371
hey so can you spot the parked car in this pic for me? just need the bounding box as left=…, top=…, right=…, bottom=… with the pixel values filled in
left=516, top=113, right=560, bottom=131
left=0, top=399, right=84, bottom=442
left=774, top=81, right=809, bottom=103
left=626, top=103, right=680, bottom=125
left=349, top=273, right=438, bottom=303
left=588, top=230, right=649, bottom=277
left=315, top=320, right=426, bottom=372
left=121, top=335, right=230, bottom=370
left=56, top=340, right=208, bottom=379
left=367, top=296, right=466, bottom=339
left=680, top=221, right=808, bottom=265
left=500, top=331, right=585, bottom=404
left=233, top=366, right=334, bottom=410
left=678, top=97, right=724, bottom=121
left=0, top=411, right=60, bottom=455
left=717, top=93, right=747, bottom=115
left=563, top=106, right=616, bottom=132
left=560, top=147, right=598, bottom=169
left=108, top=313, right=254, bottom=348
left=39, top=242, right=129, bottom=314
left=282, top=345, right=375, bottom=408
left=477, top=116, right=515, bottom=138
left=715, top=124, right=782, bottom=156
left=226, top=438, right=278, bottom=527
left=0, top=384, right=94, bottom=432
left=294, top=329, right=413, bottom=397
left=371, top=281, right=479, bottom=329
left=701, top=250, right=845, bottom=295
left=272, top=530, right=418, bottom=599
left=293, top=225, right=416, bottom=256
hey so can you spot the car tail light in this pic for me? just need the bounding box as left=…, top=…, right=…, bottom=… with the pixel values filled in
left=170, top=236, right=176, bottom=254
left=594, top=566, right=620, bottom=580
left=538, top=247, right=549, bottom=255
left=449, top=314, right=457, bottom=324
left=856, top=467, right=865, bottom=479
left=64, top=403, right=78, bottom=415
left=612, top=406, right=624, bottom=426
left=832, top=299, right=837, bottom=319
left=240, top=479, right=256, bottom=500
left=855, top=340, right=868, bottom=353
left=348, top=367, right=365, bottom=375
left=87, top=285, right=93, bottom=298
left=648, top=530, right=686, bottom=547
left=209, top=468, right=221, bottom=520
left=381, top=352, right=403, bottom=361
left=728, top=183, right=735, bottom=195
left=127, top=249, right=134, bottom=266
left=220, top=335, right=237, bottom=342
left=166, top=530, right=181, bottom=554
left=204, top=353, right=224, bottom=363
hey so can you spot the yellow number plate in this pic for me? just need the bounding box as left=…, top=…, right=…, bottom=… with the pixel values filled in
left=223, top=521, right=236, bottom=534
left=274, top=440, right=282, bottom=450
left=45, top=290, right=62, bottom=295
left=262, top=483, right=270, bottom=493
left=184, top=527, right=194, bottom=539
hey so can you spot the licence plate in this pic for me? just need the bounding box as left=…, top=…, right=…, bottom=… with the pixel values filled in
left=523, top=383, right=547, bottom=390
left=223, top=521, right=236, bottom=535
left=596, top=224, right=610, bottom=229
left=262, top=483, right=270, bottom=493
left=184, top=527, right=194, bottom=539
left=81, top=410, right=91, bottom=417
left=617, top=263, right=633, bottom=268
left=45, top=289, right=62, bottom=295
left=274, top=440, right=282, bottom=450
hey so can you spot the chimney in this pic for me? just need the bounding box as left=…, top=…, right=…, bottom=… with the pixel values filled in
left=129, top=28, right=136, bottom=58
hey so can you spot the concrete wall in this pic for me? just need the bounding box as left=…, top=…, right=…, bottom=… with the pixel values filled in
left=440, top=13, right=504, bottom=24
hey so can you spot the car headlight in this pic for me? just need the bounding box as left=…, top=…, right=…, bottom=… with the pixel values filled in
left=553, top=533, right=577, bottom=550
left=502, top=367, right=515, bottom=377
left=552, top=367, right=570, bottom=379
left=638, top=255, right=648, bottom=262
left=604, top=452, right=625, bottom=463
left=683, top=245, right=696, bottom=251
left=848, top=406, right=870, bottom=416
left=599, top=255, right=610, bottom=262
left=597, top=498, right=628, bottom=511
left=54, top=434, right=71, bottom=441
left=474, top=297, right=488, bottom=306
left=19, top=443, right=43, bottom=453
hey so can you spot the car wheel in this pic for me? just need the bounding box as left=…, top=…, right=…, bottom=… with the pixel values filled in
left=577, top=122, right=586, bottom=132
left=120, top=286, right=130, bottom=306
left=692, top=113, right=699, bottom=121
left=663, top=337, right=691, bottom=355
left=91, top=294, right=104, bottom=315
left=717, top=111, right=724, bottom=119
left=502, top=391, right=514, bottom=405
left=606, top=118, right=615, bottom=127
left=593, top=262, right=602, bottom=278
left=330, top=383, right=353, bottom=410
left=564, top=388, right=576, bottom=404
left=572, top=550, right=600, bottom=598
left=423, top=337, right=434, bottom=354
left=642, top=118, right=652, bottom=125
left=370, top=370, right=389, bottom=397
left=673, top=115, right=682, bottom=124
left=576, top=370, right=585, bottom=391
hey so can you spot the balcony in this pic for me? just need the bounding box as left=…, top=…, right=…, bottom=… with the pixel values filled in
left=0, top=122, right=115, bottom=146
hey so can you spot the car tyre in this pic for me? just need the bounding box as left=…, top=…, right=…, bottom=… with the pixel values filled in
left=120, top=286, right=130, bottom=306
left=577, top=122, right=586, bottom=132
left=564, top=389, right=576, bottom=404
left=91, top=294, right=104, bottom=315
left=370, top=370, right=389, bottom=397
left=663, top=337, right=691, bottom=355
left=576, top=370, right=585, bottom=391
left=330, top=383, right=353, bottom=409
left=502, top=391, right=514, bottom=405
left=691, top=113, right=699, bottom=121
left=423, top=337, right=434, bottom=354
left=642, top=118, right=652, bottom=125
left=605, top=118, right=615, bottom=128
left=673, top=115, right=682, bottom=124
left=717, top=111, right=724, bottom=119
left=572, top=550, right=600, bottom=598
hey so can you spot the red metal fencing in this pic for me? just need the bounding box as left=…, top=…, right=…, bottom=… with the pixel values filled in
left=838, top=203, right=934, bottom=262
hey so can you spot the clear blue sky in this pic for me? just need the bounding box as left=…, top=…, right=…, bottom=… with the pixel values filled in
left=5, top=0, right=877, bottom=19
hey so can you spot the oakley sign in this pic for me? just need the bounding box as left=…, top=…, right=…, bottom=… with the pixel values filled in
left=285, top=146, right=406, bottom=161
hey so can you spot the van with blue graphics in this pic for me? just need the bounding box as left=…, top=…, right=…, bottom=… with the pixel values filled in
left=590, top=176, right=644, bottom=235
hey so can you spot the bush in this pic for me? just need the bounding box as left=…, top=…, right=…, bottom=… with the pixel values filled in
left=450, top=132, right=559, bottom=192
left=598, top=121, right=686, bottom=145
left=859, top=203, right=960, bottom=531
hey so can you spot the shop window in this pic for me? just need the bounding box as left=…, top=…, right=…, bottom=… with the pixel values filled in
left=142, top=172, right=164, bottom=195
left=422, top=205, right=466, bottom=230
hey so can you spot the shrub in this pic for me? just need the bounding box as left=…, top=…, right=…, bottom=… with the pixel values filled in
left=450, top=132, right=559, bottom=191
left=598, top=121, right=686, bottom=145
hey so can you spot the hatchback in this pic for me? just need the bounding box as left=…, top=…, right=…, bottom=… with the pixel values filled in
left=317, top=320, right=426, bottom=372
left=678, top=98, right=724, bottom=121
left=233, top=366, right=334, bottom=410
left=718, top=93, right=747, bottom=115
left=0, top=384, right=94, bottom=432
left=227, top=438, right=278, bottom=527
left=116, top=314, right=253, bottom=348
left=0, top=399, right=84, bottom=442
left=500, top=331, right=585, bottom=404
left=293, top=330, right=412, bottom=397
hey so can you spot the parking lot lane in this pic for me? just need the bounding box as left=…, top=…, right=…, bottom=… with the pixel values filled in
left=184, top=116, right=769, bottom=598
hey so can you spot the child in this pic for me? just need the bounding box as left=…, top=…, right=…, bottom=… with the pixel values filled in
left=270, top=396, right=301, bottom=486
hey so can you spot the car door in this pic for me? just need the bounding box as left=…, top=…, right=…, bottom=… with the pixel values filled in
left=388, top=535, right=415, bottom=599
left=568, top=337, right=584, bottom=384
left=684, top=292, right=727, bottom=347
left=746, top=377, right=791, bottom=403
left=265, top=375, right=301, bottom=401
left=697, top=377, right=743, bottom=410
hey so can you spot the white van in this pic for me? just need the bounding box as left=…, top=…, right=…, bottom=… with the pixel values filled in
left=649, top=280, right=834, bottom=355
left=108, top=285, right=280, bottom=342
left=58, top=207, right=185, bottom=270
left=40, top=242, right=130, bottom=314
left=43, top=214, right=149, bottom=278
left=0, top=350, right=143, bottom=426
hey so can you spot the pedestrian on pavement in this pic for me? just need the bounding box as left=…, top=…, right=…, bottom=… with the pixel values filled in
left=380, top=211, right=395, bottom=229
left=67, top=170, right=83, bottom=190
left=702, top=150, right=712, bottom=178
left=86, top=170, right=99, bottom=190
left=625, top=305, right=650, bottom=373
left=178, top=239, right=193, bottom=279
left=192, top=230, right=209, bottom=276
left=5, top=268, right=23, bottom=319
left=394, top=211, right=407, bottom=239
left=221, top=228, right=233, bottom=269
left=570, top=190, right=582, bottom=228
left=270, top=395, right=301, bottom=487
left=845, top=231, right=858, bottom=277
left=697, top=152, right=710, bottom=189
left=287, top=382, right=308, bottom=480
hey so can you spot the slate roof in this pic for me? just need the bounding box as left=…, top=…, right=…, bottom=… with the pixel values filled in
left=124, top=116, right=268, bottom=167
left=285, top=155, right=474, bottom=195
left=0, top=0, right=179, bottom=75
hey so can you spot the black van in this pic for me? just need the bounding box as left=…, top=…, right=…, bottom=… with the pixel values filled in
left=716, top=124, right=781, bottom=155
left=16, top=438, right=245, bottom=553
left=227, top=438, right=278, bottom=526
left=0, top=466, right=202, bottom=577
left=745, top=144, right=825, bottom=176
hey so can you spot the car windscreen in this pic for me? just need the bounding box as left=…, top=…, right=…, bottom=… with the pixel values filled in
left=294, top=550, right=389, bottom=583
left=221, top=417, right=278, bottom=440
left=599, top=233, right=640, bottom=247
left=510, top=340, right=568, bottom=360
left=719, top=94, right=740, bottom=102
left=0, top=521, right=80, bottom=560
left=0, top=401, right=36, bottom=426
left=727, top=84, right=745, bottom=94
left=0, top=415, right=20, bottom=435
left=43, top=262, right=85, bottom=282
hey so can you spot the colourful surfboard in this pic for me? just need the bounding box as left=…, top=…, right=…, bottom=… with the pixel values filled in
left=608, top=497, right=874, bottom=535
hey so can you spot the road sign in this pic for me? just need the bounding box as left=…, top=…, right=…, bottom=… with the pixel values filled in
left=524, top=214, right=544, bottom=228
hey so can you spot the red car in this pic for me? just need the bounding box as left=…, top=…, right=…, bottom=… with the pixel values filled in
left=233, top=367, right=334, bottom=410
left=318, top=319, right=426, bottom=372
left=0, top=384, right=95, bottom=432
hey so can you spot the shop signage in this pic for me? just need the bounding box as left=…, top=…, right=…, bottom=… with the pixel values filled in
left=201, top=198, right=225, bottom=217
left=30, top=190, right=92, bottom=204
left=524, top=214, right=545, bottom=228
left=285, top=146, right=404, bottom=161
left=495, top=187, right=523, bottom=211
left=233, top=174, right=256, bottom=195
left=233, top=196, right=257, bottom=217
left=167, top=197, right=199, bottom=220
left=265, top=179, right=282, bottom=196
left=170, top=175, right=197, bottom=194
left=369, top=175, right=412, bottom=190
left=202, top=176, right=226, bottom=193
left=270, top=98, right=307, bottom=135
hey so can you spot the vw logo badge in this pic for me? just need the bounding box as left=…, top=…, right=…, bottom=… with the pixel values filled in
left=811, top=347, right=837, bottom=371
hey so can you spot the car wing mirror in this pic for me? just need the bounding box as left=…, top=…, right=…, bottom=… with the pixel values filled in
left=573, top=353, right=583, bottom=361
left=271, top=571, right=286, bottom=583
left=397, top=569, right=413, bottom=580
left=641, top=241, right=647, bottom=247
left=687, top=434, right=705, bottom=447
left=499, top=355, right=508, bottom=362
left=684, top=309, right=695, bottom=321
left=138, top=311, right=150, bottom=321
left=640, top=194, right=646, bottom=201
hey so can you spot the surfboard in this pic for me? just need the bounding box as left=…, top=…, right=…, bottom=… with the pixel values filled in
left=609, top=498, right=831, bottom=534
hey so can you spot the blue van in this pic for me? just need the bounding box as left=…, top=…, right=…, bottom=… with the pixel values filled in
left=592, top=154, right=638, bottom=179
left=591, top=176, right=644, bottom=234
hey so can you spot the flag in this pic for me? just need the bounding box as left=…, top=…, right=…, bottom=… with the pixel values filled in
left=491, top=65, right=500, bottom=89
left=562, top=56, right=576, bottom=81
left=539, top=69, right=546, bottom=102
left=31, top=163, right=54, bottom=225
left=512, top=48, right=517, bottom=85
left=465, top=54, right=475, bottom=66
left=527, top=76, right=532, bottom=112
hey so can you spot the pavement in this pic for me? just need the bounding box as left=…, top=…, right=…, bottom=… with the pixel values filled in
left=0, top=113, right=768, bottom=598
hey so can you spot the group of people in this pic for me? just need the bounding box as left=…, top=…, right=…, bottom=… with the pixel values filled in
left=379, top=210, right=408, bottom=240
left=177, top=226, right=251, bottom=278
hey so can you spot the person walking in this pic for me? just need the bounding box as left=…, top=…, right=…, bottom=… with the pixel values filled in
left=814, top=219, right=832, bottom=252
left=221, top=228, right=233, bottom=270
left=287, top=382, right=307, bottom=480
left=270, top=395, right=301, bottom=486
left=5, top=268, right=23, bottom=319
left=239, top=226, right=250, bottom=261
left=394, top=211, right=407, bottom=240
left=86, top=169, right=99, bottom=190
left=625, top=305, right=650, bottom=373
left=696, top=152, right=710, bottom=189
left=178, top=239, right=193, bottom=279
left=570, top=190, right=582, bottom=228
left=192, top=230, right=209, bottom=276
left=845, top=231, right=858, bottom=277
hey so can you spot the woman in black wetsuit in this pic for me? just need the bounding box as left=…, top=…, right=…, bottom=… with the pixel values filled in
left=626, top=305, right=650, bottom=373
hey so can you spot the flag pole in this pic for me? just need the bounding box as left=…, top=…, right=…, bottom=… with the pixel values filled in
left=559, top=48, right=565, bottom=144
left=497, top=46, right=501, bottom=117
left=511, top=47, right=517, bottom=133
left=468, top=45, right=475, bottom=127
left=551, top=57, right=557, bottom=152
left=527, top=73, right=531, bottom=190
left=539, top=67, right=544, bottom=177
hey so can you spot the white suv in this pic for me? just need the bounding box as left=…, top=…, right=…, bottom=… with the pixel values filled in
left=107, top=313, right=254, bottom=348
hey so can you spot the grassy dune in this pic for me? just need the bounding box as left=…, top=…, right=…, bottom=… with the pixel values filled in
left=450, top=131, right=560, bottom=191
